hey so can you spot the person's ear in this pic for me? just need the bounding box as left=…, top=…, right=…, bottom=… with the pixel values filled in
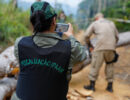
left=52, top=17, right=56, bottom=25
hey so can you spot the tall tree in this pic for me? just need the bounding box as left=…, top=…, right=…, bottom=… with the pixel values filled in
left=103, top=0, right=106, bottom=11
left=12, top=0, right=17, bottom=8
left=123, top=0, right=128, bottom=11
left=98, top=0, right=102, bottom=12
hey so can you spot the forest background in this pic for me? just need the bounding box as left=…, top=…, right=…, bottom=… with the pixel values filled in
left=0, top=0, right=130, bottom=49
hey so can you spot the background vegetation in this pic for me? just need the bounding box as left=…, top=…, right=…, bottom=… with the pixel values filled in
left=0, top=0, right=30, bottom=48
left=77, top=0, right=130, bottom=32
left=0, top=0, right=77, bottom=49
left=0, top=0, right=130, bottom=50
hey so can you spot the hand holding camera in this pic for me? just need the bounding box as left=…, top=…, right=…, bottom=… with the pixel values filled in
left=55, top=23, right=74, bottom=37
left=64, top=23, right=74, bottom=37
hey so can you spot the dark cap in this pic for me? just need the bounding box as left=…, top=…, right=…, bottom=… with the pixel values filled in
left=31, top=1, right=57, bottom=20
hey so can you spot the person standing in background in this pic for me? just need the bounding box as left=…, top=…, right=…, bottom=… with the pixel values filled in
left=84, top=13, right=119, bottom=92
left=58, top=11, right=66, bottom=23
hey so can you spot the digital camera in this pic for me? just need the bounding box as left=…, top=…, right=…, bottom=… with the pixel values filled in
left=55, top=23, right=69, bottom=33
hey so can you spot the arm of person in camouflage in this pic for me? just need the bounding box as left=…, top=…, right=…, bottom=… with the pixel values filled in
left=63, top=23, right=87, bottom=80
left=64, top=23, right=87, bottom=67
left=69, top=36, right=87, bottom=65
left=14, top=37, right=23, bottom=61
left=65, top=35, right=87, bottom=80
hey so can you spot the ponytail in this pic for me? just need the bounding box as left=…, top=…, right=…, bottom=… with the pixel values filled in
left=30, top=10, right=54, bottom=34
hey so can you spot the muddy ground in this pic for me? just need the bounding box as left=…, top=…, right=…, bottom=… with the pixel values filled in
left=67, top=32, right=130, bottom=100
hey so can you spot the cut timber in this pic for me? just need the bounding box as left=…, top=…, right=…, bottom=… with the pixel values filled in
left=0, top=46, right=18, bottom=77
left=0, top=46, right=18, bottom=99
left=74, top=89, right=93, bottom=97
left=116, top=32, right=130, bottom=47
left=73, top=31, right=130, bottom=73
left=67, top=88, right=93, bottom=100
left=0, top=77, right=17, bottom=100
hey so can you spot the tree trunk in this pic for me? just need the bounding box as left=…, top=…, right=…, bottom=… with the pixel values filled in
left=0, top=46, right=18, bottom=77
left=36, top=0, right=41, bottom=1
left=12, top=0, right=17, bottom=8
left=0, top=77, right=17, bottom=100
left=103, top=0, right=106, bottom=11
left=98, top=0, right=102, bottom=12
left=94, top=0, right=98, bottom=14
left=123, top=0, right=128, bottom=11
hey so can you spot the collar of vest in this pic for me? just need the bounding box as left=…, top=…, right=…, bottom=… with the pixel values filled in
left=34, top=33, right=63, bottom=40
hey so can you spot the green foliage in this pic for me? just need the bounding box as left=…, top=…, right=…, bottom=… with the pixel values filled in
left=0, top=0, right=31, bottom=45
left=103, top=0, right=130, bottom=32
left=115, top=21, right=130, bottom=32
left=66, top=14, right=78, bottom=32
left=77, top=0, right=94, bottom=29
left=77, top=0, right=130, bottom=32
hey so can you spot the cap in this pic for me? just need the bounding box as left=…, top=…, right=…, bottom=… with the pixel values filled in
left=94, top=13, right=104, bottom=19
left=31, top=1, right=57, bottom=20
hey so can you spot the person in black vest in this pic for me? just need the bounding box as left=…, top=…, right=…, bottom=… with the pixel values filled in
left=11, top=1, right=87, bottom=100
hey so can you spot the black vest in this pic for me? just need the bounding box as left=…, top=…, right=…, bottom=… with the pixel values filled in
left=16, top=36, right=71, bottom=100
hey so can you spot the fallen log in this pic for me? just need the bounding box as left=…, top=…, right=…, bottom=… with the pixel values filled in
left=0, top=46, right=18, bottom=77
left=0, top=46, right=18, bottom=100
left=72, top=31, right=130, bottom=73
left=0, top=77, right=17, bottom=100
left=116, top=32, right=130, bottom=47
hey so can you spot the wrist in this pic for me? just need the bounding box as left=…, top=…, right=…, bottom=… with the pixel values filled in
left=64, top=32, right=73, bottom=37
left=68, top=35, right=76, bottom=41
left=67, top=34, right=73, bottom=37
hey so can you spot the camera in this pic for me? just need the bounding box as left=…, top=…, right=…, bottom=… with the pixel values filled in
left=55, top=23, right=69, bottom=33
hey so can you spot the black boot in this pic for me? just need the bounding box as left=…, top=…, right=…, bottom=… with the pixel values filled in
left=84, top=81, right=95, bottom=91
left=106, top=82, right=113, bottom=92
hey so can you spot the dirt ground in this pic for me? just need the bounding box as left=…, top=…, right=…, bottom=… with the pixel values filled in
left=67, top=32, right=130, bottom=100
